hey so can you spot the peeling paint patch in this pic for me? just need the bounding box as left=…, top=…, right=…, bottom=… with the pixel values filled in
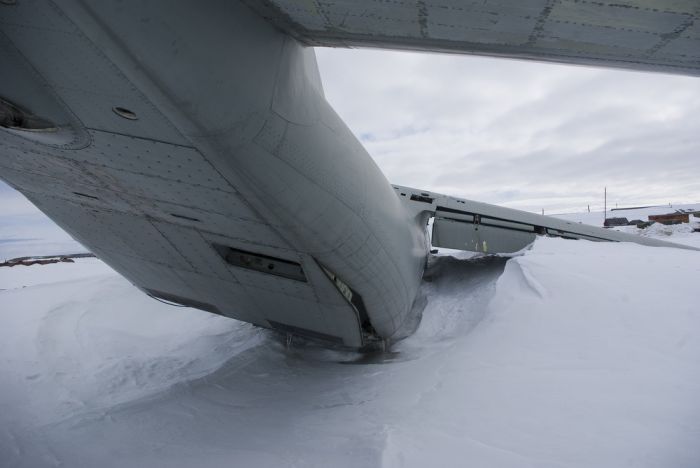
left=527, top=0, right=557, bottom=46
left=417, top=1, right=429, bottom=38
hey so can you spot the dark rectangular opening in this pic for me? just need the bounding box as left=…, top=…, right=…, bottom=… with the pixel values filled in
left=410, top=194, right=434, bottom=204
left=213, top=244, right=307, bottom=282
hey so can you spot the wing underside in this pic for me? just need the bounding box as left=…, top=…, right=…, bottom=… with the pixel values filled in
left=392, top=185, right=700, bottom=253
left=247, top=0, right=700, bottom=77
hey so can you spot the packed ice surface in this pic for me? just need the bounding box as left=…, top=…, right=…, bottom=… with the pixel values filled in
left=2, top=211, right=700, bottom=466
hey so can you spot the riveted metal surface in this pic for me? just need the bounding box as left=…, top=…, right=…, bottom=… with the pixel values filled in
left=0, top=2, right=190, bottom=145
left=78, top=131, right=235, bottom=192
left=248, top=0, right=700, bottom=76
left=167, top=269, right=261, bottom=324
left=149, top=221, right=240, bottom=282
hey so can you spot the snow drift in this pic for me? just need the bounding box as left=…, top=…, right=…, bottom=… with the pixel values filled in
left=2, top=226, right=700, bottom=467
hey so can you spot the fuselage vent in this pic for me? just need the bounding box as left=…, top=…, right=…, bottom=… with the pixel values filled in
left=213, top=244, right=307, bottom=282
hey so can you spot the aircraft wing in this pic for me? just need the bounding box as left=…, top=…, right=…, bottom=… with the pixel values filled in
left=392, top=185, right=700, bottom=253
left=247, top=1, right=700, bottom=77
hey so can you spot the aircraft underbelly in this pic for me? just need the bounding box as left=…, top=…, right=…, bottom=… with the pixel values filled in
left=0, top=1, right=428, bottom=347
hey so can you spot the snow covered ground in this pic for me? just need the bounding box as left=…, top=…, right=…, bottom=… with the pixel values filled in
left=1, top=203, right=700, bottom=467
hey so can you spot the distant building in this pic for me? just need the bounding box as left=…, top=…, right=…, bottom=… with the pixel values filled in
left=604, top=217, right=629, bottom=227
left=648, top=213, right=689, bottom=225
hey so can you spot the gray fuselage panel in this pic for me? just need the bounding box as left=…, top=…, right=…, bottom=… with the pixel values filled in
left=0, top=0, right=428, bottom=347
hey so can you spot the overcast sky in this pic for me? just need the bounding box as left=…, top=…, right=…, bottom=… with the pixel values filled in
left=316, top=48, right=700, bottom=213
left=1, top=47, right=699, bottom=223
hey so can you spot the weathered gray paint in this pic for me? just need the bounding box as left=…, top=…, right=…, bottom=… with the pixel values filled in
left=248, top=0, right=700, bottom=77
left=1, top=1, right=697, bottom=348
left=393, top=185, right=699, bottom=253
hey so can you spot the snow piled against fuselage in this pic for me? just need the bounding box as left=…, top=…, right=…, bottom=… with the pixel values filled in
left=1, top=227, right=699, bottom=467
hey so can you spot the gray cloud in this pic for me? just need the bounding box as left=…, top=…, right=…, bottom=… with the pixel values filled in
left=316, top=48, right=700, bottom=213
